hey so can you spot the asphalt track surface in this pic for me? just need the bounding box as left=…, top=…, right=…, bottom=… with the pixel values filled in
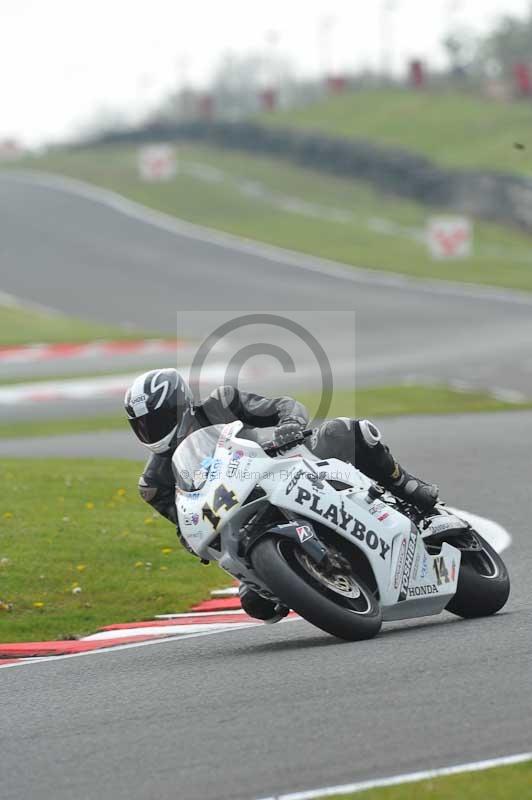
left=1, top=173, right=531, bottom=799
left=2, top=412, right=532, bottom=800
left=3, top=171, right=532, bottom=423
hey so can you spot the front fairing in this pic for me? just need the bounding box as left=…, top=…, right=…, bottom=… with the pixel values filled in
left=174, top=422, right=265, bottom=558
left=175, top=427, right=461, bottom=619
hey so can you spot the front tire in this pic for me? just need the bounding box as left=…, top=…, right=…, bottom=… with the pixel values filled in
left=251, top=536, right=382, bottom=641
left=446, top=534, right=510, bottom=618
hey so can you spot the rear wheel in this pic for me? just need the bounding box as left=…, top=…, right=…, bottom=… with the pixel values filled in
left=251, top=536, right=382, bottom=641
left=445, top=534, right=510, bottom=618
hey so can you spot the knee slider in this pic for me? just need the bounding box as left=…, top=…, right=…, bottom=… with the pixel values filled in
left=138, top=476, right=158, bottom=502
left=323, top=417, right=352, bottom=439
left=359, top=419, right=382, bottom=448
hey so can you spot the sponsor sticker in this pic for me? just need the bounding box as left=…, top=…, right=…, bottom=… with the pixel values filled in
left=293, top=487, right=391, bottom=561
left=227, top=450, right=245, bottom=478
left=207, top=459, right=223, bottom=482
left=398, top=525, right=418, bottom=601
left=407, top=584, right=439, bottom=598
left=285, top=469, right=305, bottom=495
left=306, top=472, right=325, bottom=490
left=394, top=538, right=407, bottom=589
left=296, top=525, right=314, bottom=543
left=412, top=551, right=421, bottom=581
left=420, top=552, right=429, bottom=580
left=434, top=556, right=451, bottom=586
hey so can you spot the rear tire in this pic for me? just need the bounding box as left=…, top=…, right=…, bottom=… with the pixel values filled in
left=251, top=536, right=382, bottom=641
left=446, top=534, right=510, bottom=618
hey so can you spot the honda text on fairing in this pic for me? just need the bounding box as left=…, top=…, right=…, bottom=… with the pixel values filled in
left=174, top=422, right=510, bottom=641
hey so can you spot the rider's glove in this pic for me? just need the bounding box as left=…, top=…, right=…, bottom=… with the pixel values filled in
left=273, top=417, right=305, bottom=449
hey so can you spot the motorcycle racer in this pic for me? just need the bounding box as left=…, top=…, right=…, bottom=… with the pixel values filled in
left=125, top=368, right=439, bottom=622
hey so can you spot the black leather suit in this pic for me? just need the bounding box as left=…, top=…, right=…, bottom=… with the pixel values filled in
left=138, top=385, right=401, bottom=533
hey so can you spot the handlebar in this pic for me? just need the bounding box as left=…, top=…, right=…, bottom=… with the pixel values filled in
left=262, top=429, right=313, bottom=457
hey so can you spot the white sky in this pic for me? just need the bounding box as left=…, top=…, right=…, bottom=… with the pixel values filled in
left=1, top=0, right=530, bottom=146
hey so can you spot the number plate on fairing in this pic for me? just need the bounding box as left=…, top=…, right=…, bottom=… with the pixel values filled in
left=383, top=535, right=461, bottom=621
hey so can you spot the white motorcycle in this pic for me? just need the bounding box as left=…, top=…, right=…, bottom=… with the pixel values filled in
left=174, top=421, right=510, bottom=641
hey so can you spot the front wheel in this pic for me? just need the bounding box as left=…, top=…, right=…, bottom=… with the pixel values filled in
left=445, top=534, right=510, bottom=618
left=251, top=536, right=382, bottom=641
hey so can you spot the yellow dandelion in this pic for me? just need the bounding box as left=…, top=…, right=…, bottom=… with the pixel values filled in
left=134, top=561, right=144, bottom=568
left=85, top=502, right=95, bottom=510
left=3, top=512, right=13, bottom=520
left=161, top=547, right=173, bottom=555
left=76, top=564, right=86, bottom=572
left=144, top=517, right=154, bottom=525
left=33, top=601, right=45, bottom=609
left=116, top=488, right=126, bottom=497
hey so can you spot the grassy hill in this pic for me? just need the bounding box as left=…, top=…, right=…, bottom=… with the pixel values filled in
left=6, top=142, right=532, bottom=292
left=259, top=89, right=532, bottom=176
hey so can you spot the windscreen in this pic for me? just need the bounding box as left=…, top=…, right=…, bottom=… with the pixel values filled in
left=173, top=425, right=225, bottom=492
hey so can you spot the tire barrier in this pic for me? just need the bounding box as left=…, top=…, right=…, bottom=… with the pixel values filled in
left=88, top=120, right=532, bottom=232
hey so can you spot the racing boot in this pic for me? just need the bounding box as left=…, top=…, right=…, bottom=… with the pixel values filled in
left=388, top=466, right=439, bottom=513
left=354, top=420, right=439, bottom=514
left=239, top=584, right=289, bottom=624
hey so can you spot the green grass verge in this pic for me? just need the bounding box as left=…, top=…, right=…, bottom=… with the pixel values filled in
left=326, top=761, right=532, bottom=800
left=0, top=459, right=228, bottom=642
left=1, top=385, right=529, bottom=442
left=259, top=88, right=532, bottom=176
left=9, top=143, right=532, bottom=292
left=0, top=414, right=128, bottom=440
left=0, top=304, right=159, bottom=347
left=298, top=385, right=531, bottom=419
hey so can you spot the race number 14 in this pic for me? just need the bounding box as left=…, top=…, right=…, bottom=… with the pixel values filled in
left=202, top=485, right=238, bottom=530
left=434, top=556, right=450, bottom=586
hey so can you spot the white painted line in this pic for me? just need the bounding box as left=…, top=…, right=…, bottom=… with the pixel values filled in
left=0, top=624, right=260, bottom=671
left=491, top=387, right=528, bottom=404
left=0, top=362, right=229, bottom=405
left=82, top=621, right=256, bottom=640
left=0, top=288, right=65, bottom=316
left=210, top=586, right=240, bottom=597
left=155, top=608, right=244, bottom=619
left=0, top=617, right=301, bottom=671
left=4, top=169, right=532, bottom=308
left=257, top=752, right=532, bottom=800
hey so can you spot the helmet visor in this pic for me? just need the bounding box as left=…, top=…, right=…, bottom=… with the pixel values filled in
left=128, top=406, right=178, bottom=445
left=128, top=403, right=193, bottom=445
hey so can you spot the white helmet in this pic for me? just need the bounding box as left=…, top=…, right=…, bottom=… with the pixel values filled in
left=124, top=368, right=194, bottom=454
